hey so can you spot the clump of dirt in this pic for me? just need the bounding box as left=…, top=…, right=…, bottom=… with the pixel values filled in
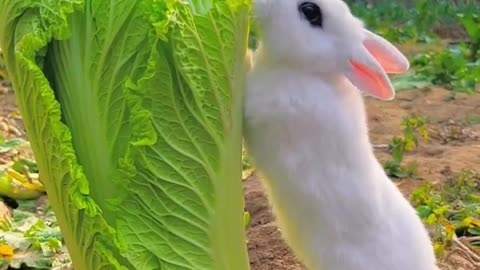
left=433, top=24, right=468, bottom=42
left=0, top=90, right=26, bottom=141
left=245, top=88, right=480, bottom=270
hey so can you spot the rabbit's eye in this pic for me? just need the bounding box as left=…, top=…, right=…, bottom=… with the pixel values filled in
left=298, top=2, right=323, bottom=27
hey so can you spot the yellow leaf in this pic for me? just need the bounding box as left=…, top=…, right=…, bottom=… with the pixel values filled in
left=425, top=213, right=437, bottom=225
left=434, top=242, right=445, bottom=257
left=471, top=219, right=480, bottom=227
left=462, top=216, right=474, bottom=227
left=433, top=205, right=450, bottom=215
left=404, top=140, right=416, bottom=152
left=419, top=127, right=430, bottom=142
left=19, top=181, right=44, bottom=192
left=5, top=169, right=44, bottom=192
left=10, top=112, right=22, bottom=120
left=0, top=173, right=44, bottom=200
left=446, top=224, right=456, bottom=240
left=6, top=170, right=26, bottom=183
left=0, top=244, right=14, bottom=258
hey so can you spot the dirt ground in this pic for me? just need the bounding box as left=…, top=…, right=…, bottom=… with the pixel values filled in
left=245, top=88, right=480, bottom=270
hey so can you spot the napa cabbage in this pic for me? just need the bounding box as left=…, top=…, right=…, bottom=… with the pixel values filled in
left=0, top=0, right=251, bottom=269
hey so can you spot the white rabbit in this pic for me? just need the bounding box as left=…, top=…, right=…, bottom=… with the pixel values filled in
left=243, top=0, right=441, bottom=269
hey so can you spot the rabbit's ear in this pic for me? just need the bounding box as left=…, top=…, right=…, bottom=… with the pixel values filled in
left=344, top=30, right=409, bottom=100
left=345, top=46, right=396, bottom=100
left=362, top=30, right=409, bottom=74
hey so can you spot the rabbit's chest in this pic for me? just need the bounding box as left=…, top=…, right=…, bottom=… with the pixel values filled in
left=244, top=81, right=365, bottom=156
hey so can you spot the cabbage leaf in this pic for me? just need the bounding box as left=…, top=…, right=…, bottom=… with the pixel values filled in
left=0, top=0, right=251, bottom=269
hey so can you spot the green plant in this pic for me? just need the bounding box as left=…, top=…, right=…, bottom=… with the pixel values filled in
left=348, top=0, right=480, bottom=44
left=391, top=72, right=433, bottom=91
left=465, top=114, right=480, bottom=126
left=458, top=13, right=480, bottom=60
left=24, top=220, right=63, bottom=255
left=0, top=201, right=71, bottom=268
left=0, top=0, right=251, bottom=269
left=349, top=2, right=423, bottom=43
left=244, top=211, right=251, bottom=230
left=411, top=170, right=480, bottom=256
left=242, top=144, right=255, bottom=179
left=412, top=45, right=480, bottom=93
left=384, top=115, right=429, bottom=179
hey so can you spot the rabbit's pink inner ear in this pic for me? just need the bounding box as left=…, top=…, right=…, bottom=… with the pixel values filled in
left=347, top=60, right=395, bottom=100
left=363, top=39, right=409, bottom=74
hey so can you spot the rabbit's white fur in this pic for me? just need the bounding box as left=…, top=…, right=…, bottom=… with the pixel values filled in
left=243, top=0, right=440, bottom=269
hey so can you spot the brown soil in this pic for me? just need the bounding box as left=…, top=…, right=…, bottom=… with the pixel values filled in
left=245, top=88, right=480, bottom=270
left=433, top=24, right=468, bottom=42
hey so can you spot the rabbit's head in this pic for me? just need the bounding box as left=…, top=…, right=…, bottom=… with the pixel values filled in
left=253, top=0, right=409, bottom=100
